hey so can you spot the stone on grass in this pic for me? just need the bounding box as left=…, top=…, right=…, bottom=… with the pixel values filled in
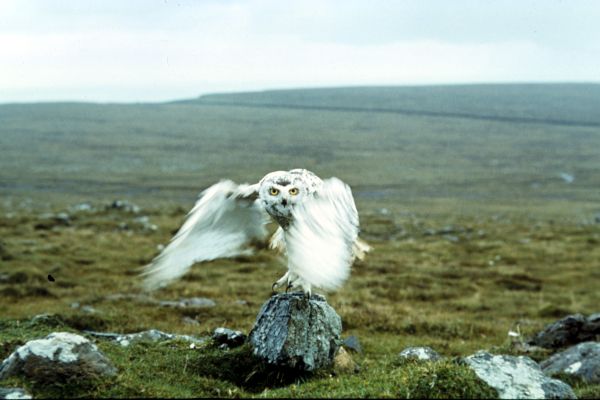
left=332, top=347, right=359, bottom=375
left=463, top=351, right=575, bottom=399
left=84, top=329, right=207, bottom=347
left=342, top=335, right=362, bottom=354
left=0, top=387, right=32, bottom=399
left=213, top=327, right=246, bottom=349
left=528, top=313, right=600, bottom=349
left=248, top=293, right=342, bottom=371
left=159, top=297, right=216, bottom=309
left=541, top=341, right=600, bottom=384
left=398, top=346, right=442, bottom=361
left=0, top=332, right=117, bottom=383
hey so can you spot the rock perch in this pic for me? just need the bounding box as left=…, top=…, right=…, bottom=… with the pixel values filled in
left=248, top=293, right=342, bottom=371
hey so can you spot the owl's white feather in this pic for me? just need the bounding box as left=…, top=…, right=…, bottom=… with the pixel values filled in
left=142, top=180, right=269, bottom=290
left=141, top=169, right=369, bottom=294
left=284, top=177, right=360, bottom=291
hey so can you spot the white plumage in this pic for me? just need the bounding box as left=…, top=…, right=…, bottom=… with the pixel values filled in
left=142, top=169, right=370, bottom=295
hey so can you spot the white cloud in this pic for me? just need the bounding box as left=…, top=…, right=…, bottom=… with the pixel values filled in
left=0, top=0, right=599, bottom=102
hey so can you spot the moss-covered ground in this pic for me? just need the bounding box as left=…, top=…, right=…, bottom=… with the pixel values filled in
left=1, top=201, right=599, bottom=398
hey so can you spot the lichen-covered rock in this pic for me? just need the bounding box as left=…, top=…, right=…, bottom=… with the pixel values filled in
left=248, top=293, right=342, bottom=371
left=528, top=313, right=600, bottom=349
left=541, top=341, right=600, bottom=384
left=213, top=327, right=246, bottom=349
left=463, top=351, right=576, bottom=399
left=0, top=332, right=117, bottom=383
left=0, top=387, right=32, bottom=399
left=398, top=346, right=442, bottom=361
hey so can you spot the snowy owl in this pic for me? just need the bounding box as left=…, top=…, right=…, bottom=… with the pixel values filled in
left=142, top=169, right=370, bottom=296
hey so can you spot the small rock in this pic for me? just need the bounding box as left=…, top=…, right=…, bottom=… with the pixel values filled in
left=248, top=293, right=342, bottom=371
left=332, top=347, right=359, bottom=375
left=528, top=313, right=600, bottom=349
left=84, top=329, right=207, bottom=347
left=107, top=200, right=141, bottom=214
left=0, top=387, right=32, bottom=399
left=159, top=297, right=216, bottom=309
left=34, top=213, right=71, bottom=230
left=342, top=335, right=362, bottom=354
left=213, top=327, right=246, bottom=349
left=104, top=293, right=158, bottom=305
left=70, top=203, right=94, bottom=213
left=559, top=172, right=575, bottom=184
left=398, top=346, right=442, bottom=361
left=182, top=316, right=200, bottom=326
left=443, top=234, right=460, bottom=243
left=463, top=351, right=575, bottom=399
left=541, top=341, right=600, bottom=384
left=0, top=332, right=117, bottom=382
left=133, top=216, right=158, bottom=232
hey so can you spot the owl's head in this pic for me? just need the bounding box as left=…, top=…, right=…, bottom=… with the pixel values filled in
left=258, top=170, right=312, bottom=220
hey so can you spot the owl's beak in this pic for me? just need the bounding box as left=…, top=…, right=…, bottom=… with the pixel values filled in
left=281, top=199, right=288, bottom=206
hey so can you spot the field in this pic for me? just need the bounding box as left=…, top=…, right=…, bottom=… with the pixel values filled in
left=1, top=83, right=599, bottom=397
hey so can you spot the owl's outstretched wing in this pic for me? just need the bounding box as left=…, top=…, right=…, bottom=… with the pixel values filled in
left=141, top=180, right=269, bottom=290
left=285, top=177, right=364, bottom=291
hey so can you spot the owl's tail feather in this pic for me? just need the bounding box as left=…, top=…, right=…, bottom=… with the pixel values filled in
left=352, top=238, right=371, bottom=262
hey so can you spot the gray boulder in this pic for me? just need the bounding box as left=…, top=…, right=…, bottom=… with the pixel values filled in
left=398, top=346, right=442, bottom=361
left=528, top=313, right=600, bottom=349
left=541, top=341, right=600, bottom=384
left=463, top=351, right=575, bottom=399
left=248, top=293, right=342, bottom=371
left=0, top=388, right=32, bottom=399
left=0, top=332, right=117, bottom=382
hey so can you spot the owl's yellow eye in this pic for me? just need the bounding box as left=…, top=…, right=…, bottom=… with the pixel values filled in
left=289, top=188, right=299, bottom=196
left=269, top=187, right=279, bottom=196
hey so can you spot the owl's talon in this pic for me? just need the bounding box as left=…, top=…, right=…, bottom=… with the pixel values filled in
left=285, top=282, right=293, bottom=293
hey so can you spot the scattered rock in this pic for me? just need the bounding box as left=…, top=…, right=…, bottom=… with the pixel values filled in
left=107, top=200, right=141, bottom=214
left=528, top=313, right=600, bottom=349
left=342, top=335, right=362, bottom=354
left=70, top=203, right=94, bottom=213
left=0, top=387, right=32, bottom=399
left=332, top=347, right=359, bottom=375
left=463, top=351, right=576, bottom=399
left=104, top=293, right=158, bottom=305
left=212, top=328, right=246, bottom=349
left=133, top=216, right=158, bottom=231
left=541, top=341, right=600, bottom=384
left=248, top=293, right=342, bottom=371
left=159, top=297, right=216, bottom=309
left=70, top=302, right=98, bottom=314
left=559, top=172, right=575, bottom=184
left=0, top=332, right=117, bottom=383
left=182, top=316, right=200, bottom=326
left=84, top=329, right=207, bottom=347
left=34, top=212, right=72, bottom=230
left=398, top=346, right=442, bottom=361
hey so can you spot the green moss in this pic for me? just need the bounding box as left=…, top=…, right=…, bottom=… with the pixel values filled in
left=393, top=359, right=498, bottom=399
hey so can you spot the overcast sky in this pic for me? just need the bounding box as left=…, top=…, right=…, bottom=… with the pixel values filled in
left=1, top=0, right=600, bottom=102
